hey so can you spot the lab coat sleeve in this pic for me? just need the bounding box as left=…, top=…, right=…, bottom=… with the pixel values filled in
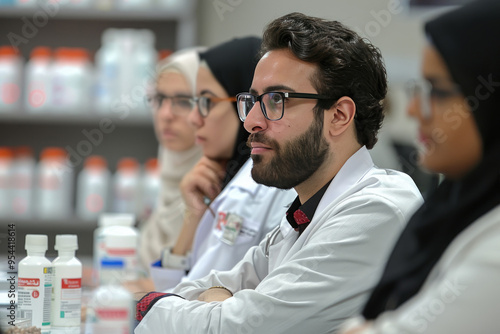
left=149, top=265, right=186, bottom=291
left=135, top=194, right=408, bottom=334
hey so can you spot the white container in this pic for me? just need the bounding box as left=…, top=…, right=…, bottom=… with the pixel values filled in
left=85, top=284, right=134, bottom=334
left=11, top=146, right=35, bottom=219
left=51, top=48, right=92, bottom=113
left=17, top=234, right=53, bottom=333
left=112, top=157, right=140, bottom=215
left=76, top=156, right=110, bottom=221
left=51, top=235, right=82, bottom=330
left=95, top=29, right=120, bottom=114
left=0, top=147, right=13, bottom=219
left=0, top=46, right=23, bottom=113
left=133, top=29, right=157, bottom=113
left=35, top=147, right=73, bottom=220
left=24, top=46, right=52, bottom=113
left=139, top=158, right=160, bottom=221
left=93, top=213, right=138, bottom=285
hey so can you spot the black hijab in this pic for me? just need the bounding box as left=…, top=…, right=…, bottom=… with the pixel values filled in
left=363, top=0, right=500, bottom=318
left=199, top=36, right=262, bottom=188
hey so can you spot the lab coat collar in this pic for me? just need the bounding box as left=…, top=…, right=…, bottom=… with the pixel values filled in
left=279, top=146, right=374, bottom=237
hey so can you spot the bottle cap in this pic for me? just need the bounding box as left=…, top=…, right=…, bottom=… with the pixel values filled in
left=30, top=46, right=52, bottom=59
left=98, top=213, right=135, bottom=227
left=0, top=147, right=14, bottom=159
left=117, top=157, right=139, bottom=171
left=25, top=234, right=48, bottom=252
left=84, top=155, right=107, bottom=169
left=145, top=158, right=158, bottom=171
left=54, top=234, right=78, bottom=251
left=40, top=147, right=67, bottom=160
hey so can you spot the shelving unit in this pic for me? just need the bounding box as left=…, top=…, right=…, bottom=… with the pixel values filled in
left=0, top=0, right=197, bottom=256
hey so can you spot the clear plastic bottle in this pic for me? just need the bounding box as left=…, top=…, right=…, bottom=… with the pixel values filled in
left=76, top=156, right=111, bottom=221
left=133, top=29, right=157, bottom=113
left=17, top=234, right=53, bottom=333
left=51, top=48, right=92, bottom=113
left=85, top=282, right=134, bottom=334
left=0, top=46, right=23, bottom=113
left=0, top=147, right=13, bottom=219
left=95, top=29, right=120, bottom=114
left=11, top=146, right=35, bottom=219
left=93, top=213, right=137, bottom=285
left=139, top=158, right=160, bottom=221
left=112, top=157, right=140, bottom=215
left=51, top=234, right=82, bottom=332
left=24, top=46, right=52, bottom=113
left=35, top=147, right=73, bottom=220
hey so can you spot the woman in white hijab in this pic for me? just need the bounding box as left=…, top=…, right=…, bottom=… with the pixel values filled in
left=139, top=49, right=203, bottom=268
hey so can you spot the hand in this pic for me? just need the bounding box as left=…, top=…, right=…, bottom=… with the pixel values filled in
left=197, top=287, right=233, bottom=302
left=180, top=156, right=226, bottom=220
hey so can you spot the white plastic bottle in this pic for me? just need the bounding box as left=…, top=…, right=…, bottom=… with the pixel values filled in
left=139, top=158, right=160, bottom=221
left=95, top=29, right=120, bottom=114
left=76, top=155, right=110, bottom=221
left=35, top=147, right=73, bottom=220
left=11, top=146, right=35, bottom=219
left=85, top=283, right=134, bottom=334
left=24, top=46, right=52, bottom=113
left=51, top=48, right=92, bottom=113
left=17, top=234, right=53, bottom=333
left=0, top=46, right=23, bottom=113
left=93, top=213, right=137, bottom=285
left=112, top=157, right=141, bottom=215
left=133, top=29, right=157, bottom=113
left=51, top=235, right=82, bottom=332
left=100, top=217, right=139, bottom=284
left=0, top=147, right=13, bottom=219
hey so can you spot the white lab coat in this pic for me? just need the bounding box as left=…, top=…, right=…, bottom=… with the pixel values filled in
left=150, top=159, right=297, bottom=290
left=341, top=204, right=500, bottom=334
left=136, top=147, right=423, bottom=334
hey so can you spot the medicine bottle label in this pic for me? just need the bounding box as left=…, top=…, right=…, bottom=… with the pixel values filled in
left=92, top=307, right=130, bottom=334
left=18, top=267, right=53, bottom=327
left=58, top=278, right=82, bottom=319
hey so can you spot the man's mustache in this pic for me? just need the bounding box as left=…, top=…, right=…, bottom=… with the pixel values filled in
left=247, top=133, right=279, bottom=151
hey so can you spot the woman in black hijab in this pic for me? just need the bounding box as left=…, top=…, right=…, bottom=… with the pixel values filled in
left=340, top=0, right=500, bottom=333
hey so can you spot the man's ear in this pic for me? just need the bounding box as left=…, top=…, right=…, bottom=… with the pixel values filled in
left=325, top=96, right=356, bottom=137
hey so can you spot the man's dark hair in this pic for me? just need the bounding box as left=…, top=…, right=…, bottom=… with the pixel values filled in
left=261, top=12, right=387, bottom=149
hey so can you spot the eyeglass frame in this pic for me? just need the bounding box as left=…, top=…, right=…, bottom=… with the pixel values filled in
left=145, top=93, right=196, bottom=115
left=406, top=78, right=462, bottom=119
left=194, top=96, right=237, bottom=118
left=236, top=91, right=336, bottom=122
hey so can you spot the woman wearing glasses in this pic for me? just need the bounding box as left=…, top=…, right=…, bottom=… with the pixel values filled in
left=138, top=49, right=203, bottom=269
left=341, top=1, right=500, bottom=333
left=149, top=37, right=296, bottom=290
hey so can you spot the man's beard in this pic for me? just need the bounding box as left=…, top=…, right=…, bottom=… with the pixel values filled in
left=247, top=115, right=329, bottom=189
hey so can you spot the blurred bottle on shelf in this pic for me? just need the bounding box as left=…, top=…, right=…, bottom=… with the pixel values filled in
left=35, top=147, right=73, bottom=220
left=25, top=46, right=52, bottom=113
left=0, top=147, right=13, bottom=219
left=112, top=157, right=140, bottom=215
left=139, top=157, right=160, bottom=221
left=76, top=155, right=111, bottom=221
left=11, top=146, right=35, bottom=219
left=117, top=0, right=151, bottom=10
left=52, top=47, right=92, bottom=113
left=0, top=46, right=23, bottom=113
left=95, top=28, right=157, bottom=114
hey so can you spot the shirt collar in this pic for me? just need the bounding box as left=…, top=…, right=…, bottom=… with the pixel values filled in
left=286, top=179, right=332, bottom=230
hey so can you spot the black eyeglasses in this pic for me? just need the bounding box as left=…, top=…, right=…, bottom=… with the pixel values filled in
left=195, top=96, right=237, bottom=118
left=146, top=93, right=195, bottom=115
left=236, top=92, right=335, bottom=121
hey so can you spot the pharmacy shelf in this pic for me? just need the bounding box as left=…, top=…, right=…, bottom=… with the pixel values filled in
left=0, top=112, right=154, bottom=126
left=0, top=3, right=195, bottom=20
